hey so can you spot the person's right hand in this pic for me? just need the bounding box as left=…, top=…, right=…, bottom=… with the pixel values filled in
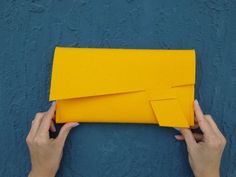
left=26, top=102, right=79, bottom=177
left=175, top=100, right=226, bottom=177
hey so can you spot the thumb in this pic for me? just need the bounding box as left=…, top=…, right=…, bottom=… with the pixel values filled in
left=180, top=128, right=197, bottom=149
left=56, top=122, right=79, bottom=146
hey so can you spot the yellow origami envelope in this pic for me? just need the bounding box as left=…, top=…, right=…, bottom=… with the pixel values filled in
left=49, top=47, right=196, bottom=128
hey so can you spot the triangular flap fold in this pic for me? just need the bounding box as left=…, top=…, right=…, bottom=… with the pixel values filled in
left=150, top=99, right=190, bottom=128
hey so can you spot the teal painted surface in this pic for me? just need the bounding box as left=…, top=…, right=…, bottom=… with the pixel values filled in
left=0, top=0, right=236, bottom=177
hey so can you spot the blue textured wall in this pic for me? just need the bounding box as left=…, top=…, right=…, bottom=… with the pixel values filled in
left=0, top=0, right=236, bottom=177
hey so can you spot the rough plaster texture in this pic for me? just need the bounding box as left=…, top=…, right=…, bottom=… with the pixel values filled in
left=0, top=0, right=236, bottom=177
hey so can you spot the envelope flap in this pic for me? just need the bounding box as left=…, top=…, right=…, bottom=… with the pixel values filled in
left=50, top=47, right=195, bottom=101
left=150, top=99, right=189, bottom=128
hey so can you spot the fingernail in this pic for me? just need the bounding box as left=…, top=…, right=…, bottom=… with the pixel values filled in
left=174, top=128, right=180, bottom=131
left=71, top=122, right=79, bottom=127
left=194, top=99, right=199, bottom=105
left=51, top=125, right=56, bottom=132
left=174, top=135, right=179, bottom=138
left=52, top=101, right=56, bottom=105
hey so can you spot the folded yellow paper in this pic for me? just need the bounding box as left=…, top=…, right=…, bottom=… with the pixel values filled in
left=49, top=47, right=195, bottom=128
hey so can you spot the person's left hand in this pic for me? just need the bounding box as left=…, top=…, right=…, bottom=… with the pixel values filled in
left=26, top=102, right=79, bottom=177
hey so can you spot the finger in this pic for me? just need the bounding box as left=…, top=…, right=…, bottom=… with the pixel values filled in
left=205, top=115, right=225, bottom=139
left=180, top=128, right=197, bottom=148
left=194, top=100, right=213, bottom=136
left=191, top=122, right=199, bottom=129
left=175, top=134, right=185, bottom=140
left=38, top=102, right=56, bottom=137
left=50, top=121, right=56, bottom=132
left=175, top=133, right=203, bottom=142
left=190, top=115, right=200, bottom=129
left=56, top=122, right=79, bottom=146
left=28, top=112, right=45, bottom=139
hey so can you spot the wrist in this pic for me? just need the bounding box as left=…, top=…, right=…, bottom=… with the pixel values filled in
left=28, top=170, right=56, bottom=177
left=195, top=171, right=220, bottom=177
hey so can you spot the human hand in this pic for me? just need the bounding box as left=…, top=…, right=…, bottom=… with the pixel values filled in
left=26, top=102, right=79, bottom=177
left=175, top=100, right=226, bottom=177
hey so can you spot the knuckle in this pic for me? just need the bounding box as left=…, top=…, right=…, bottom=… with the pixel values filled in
left=55, top=138, right=63, bottom=146
left=35, top=113, right=40, bottom=117
left=197, top=119, right=206, bottom=125
left=216, top=140, right=222, bottom=147
left=31, top=119, right=36, bottom=125
left=34, top=137, right=48, bottom=146
left=62, top=124, right=72, bottom=132
left=222, top=137, right=227, bottom=145
left=187, top=143, right=198, bottom=153
left=35, top=112, right=43, bottom=118
left=205, top=114, right=212, bottom=119
left=32, top=112, right=44, bottom=124
left=26, top=135, right=32, bottom=144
